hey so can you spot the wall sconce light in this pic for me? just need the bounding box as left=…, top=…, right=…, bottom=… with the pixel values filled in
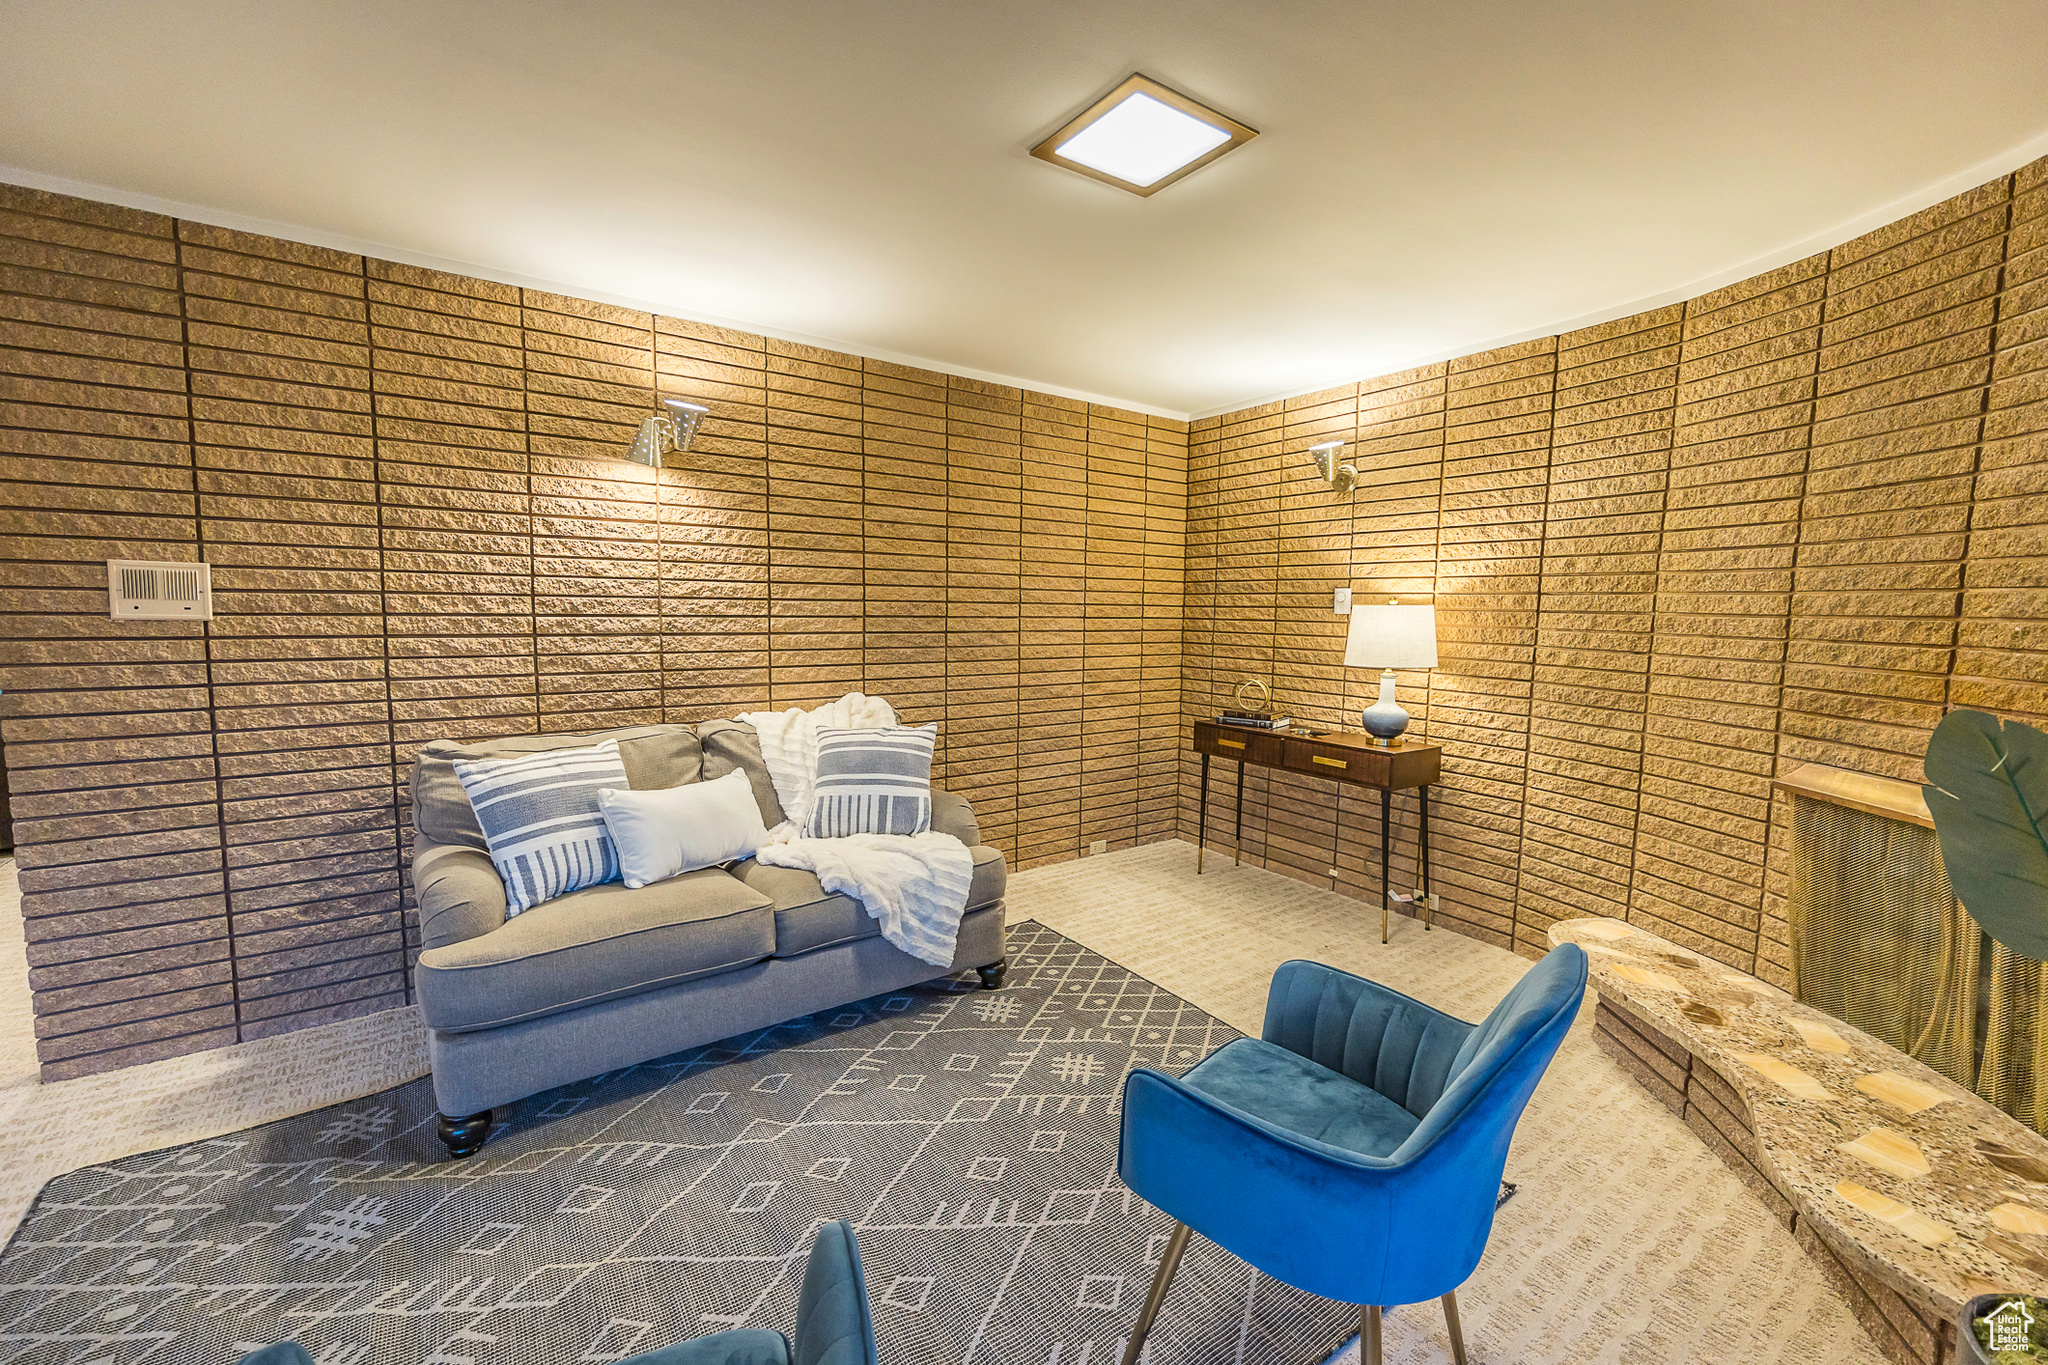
left=1309, top=439, right=1357, bottom=496
left=627, top=397, right=710, bottom=467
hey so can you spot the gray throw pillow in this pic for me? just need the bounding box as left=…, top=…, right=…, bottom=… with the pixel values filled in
left=452, top=740, right=629, bottom=915
left=806, top=723, right=937, bottom=838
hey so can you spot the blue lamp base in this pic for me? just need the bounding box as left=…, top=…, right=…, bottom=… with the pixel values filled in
left=1360, top=669, right=1409, bottom=748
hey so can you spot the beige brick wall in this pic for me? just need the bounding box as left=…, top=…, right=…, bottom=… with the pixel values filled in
left=4, top=153, right=2043, bottom=1078
left=1181, top=159, right=2048, bottom=975
left=0, top=185, right=1187, bottom=1080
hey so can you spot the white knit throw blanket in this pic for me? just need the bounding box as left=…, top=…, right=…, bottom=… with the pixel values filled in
left=736, top=693, right=974, bottom=967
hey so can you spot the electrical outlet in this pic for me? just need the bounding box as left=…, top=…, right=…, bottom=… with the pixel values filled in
left=1425, top=893, right=1441, bottom=914
left=1088, top=839, right=1108, bottom=855
left=1326, top=867, right=1340, bottom=878
left=1333, top=586, right=1352, bottom=614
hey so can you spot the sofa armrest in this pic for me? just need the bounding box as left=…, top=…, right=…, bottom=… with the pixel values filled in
left=414, top=838, right=508, bottom=952
left=929, top=787, right=981, bottom=846
left=1261, top=959, right=1474, bottom=1117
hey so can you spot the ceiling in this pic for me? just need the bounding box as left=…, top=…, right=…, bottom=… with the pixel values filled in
left=3, top=1, right=2045, bottom=418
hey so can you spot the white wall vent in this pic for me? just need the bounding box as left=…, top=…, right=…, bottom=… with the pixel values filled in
left=107, top=559, right=212, bottom=620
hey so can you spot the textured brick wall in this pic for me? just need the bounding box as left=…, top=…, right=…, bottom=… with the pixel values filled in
left=6, top=154, right=2043, bottom=1078
left=0, top=185, right=1186, bottom=1080
left=1181, top=158, right=2047, bottom=980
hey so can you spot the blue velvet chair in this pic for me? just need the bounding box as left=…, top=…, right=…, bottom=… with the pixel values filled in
left=235, top=1221, right=876, bottom=1365
left=1117, top=945, right=1587, bottom=1365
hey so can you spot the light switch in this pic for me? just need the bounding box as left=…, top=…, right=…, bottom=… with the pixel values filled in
left=1333, top=587, right=1352, bottom=614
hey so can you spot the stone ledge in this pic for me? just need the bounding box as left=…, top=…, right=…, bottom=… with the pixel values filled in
left=1554, top=915, right=2048, bottom=1365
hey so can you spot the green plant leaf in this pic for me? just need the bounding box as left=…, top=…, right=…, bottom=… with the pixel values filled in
left=1923, top=709, right=2048, bottom=961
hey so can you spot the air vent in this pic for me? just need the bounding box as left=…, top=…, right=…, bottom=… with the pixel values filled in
left=107, top=559, right=212, bottom=620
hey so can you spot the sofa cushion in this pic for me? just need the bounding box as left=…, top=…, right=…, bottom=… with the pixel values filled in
left=415, top=868, right=773, bottom=1033
left=928, top=788, right=981, bottom=847
left=698, top=720, right=788, bottom=825
left=1179, top=1036, right=1421, bottom=1159
left=412, top=723, right=703, bottom=849
left=735, top=844, right=1007, bottom=957
left=600, top=770, right=770, bottom=887
left=694, top=722, right=990, bottom=848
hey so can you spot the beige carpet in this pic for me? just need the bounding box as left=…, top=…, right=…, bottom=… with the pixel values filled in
left=0, top=844, right=1878, bottom=1364
left=1011, top=844, right=1882, bottom=1365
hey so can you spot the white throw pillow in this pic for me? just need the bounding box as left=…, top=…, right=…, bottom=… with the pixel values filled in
left=596, top=770, right=771, bottom=888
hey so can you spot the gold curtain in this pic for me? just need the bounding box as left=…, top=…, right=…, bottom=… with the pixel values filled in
left=1794, top=802, right=1966, bottom=1080
left=1788, top=797, right=1979, bottom=1095
left=1907, top=899, right=1981, bottom=1089
left=1981, top=943, right=2048, bottom=1134
left=1786, top=793, right=2048, bottom=1135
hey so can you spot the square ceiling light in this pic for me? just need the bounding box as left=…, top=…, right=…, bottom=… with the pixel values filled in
left=1032, top=73, right=1257, bottom=197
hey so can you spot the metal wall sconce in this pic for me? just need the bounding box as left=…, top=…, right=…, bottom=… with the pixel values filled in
left=1308, top=439, right=1357, bottom=496
left=627, top=397, right=710, bottom=467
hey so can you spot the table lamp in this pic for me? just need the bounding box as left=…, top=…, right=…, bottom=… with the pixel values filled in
left=1343, top=600, right=1437, bottom=747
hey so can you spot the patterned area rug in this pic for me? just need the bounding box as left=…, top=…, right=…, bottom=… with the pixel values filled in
left=0, top=923, right=1360, bottom=1365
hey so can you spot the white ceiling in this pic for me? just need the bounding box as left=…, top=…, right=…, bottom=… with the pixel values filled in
left=4, top=0, right=2046, bottom=418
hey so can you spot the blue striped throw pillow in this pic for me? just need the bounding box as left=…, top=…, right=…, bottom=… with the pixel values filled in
left=451, top=739, right=628, bottom=915
left=807, top=724, right=937, bottom=838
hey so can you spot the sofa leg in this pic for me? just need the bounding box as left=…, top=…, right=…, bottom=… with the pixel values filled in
left=977, top=958, right=1008, bottom=990
left=1441, top=1291, right=1467, bottom=1365
left=1361, top=1304, right=1382, bottom=1365
left=437, top=1110, right=492, bottom=1157
left=1120, top=1221, right=1190, bottom=1365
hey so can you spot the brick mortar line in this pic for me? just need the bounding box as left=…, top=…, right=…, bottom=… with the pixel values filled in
left=361, top=253, right=410, bottom=1006
left=173, top=219, right=241, bottom=1061
left=1943, top=177, right=2017, bottom=718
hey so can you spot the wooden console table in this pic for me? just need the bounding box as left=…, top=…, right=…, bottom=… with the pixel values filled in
left=1192, top=720, right=1441, bottom=944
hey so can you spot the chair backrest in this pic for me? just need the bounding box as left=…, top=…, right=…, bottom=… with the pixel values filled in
left=1262, top=959, right=1478, bottom=1119
left=1394, top=942, right=1587, bottom=1162
left=795, top=1220, right=880, bottom=1365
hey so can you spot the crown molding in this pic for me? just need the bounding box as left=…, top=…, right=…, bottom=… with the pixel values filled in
left=1187, top=125, right=2048, bottom=422
left=0, top=164, right=1190, bottom=421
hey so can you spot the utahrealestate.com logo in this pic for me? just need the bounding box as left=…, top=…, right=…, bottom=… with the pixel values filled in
left=1984, top=1298, right=2035, bottom=1353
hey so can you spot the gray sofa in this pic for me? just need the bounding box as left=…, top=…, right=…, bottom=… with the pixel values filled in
left=408, top=720, right=1009, bottom=1156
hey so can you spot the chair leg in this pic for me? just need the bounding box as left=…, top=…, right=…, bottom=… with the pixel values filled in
left=1361, top=1304, right=1382, bottom=1365
left=1120, top=1222, right=1191, bottom=1365
left=1441, top=1290, right=1467, bottom=1365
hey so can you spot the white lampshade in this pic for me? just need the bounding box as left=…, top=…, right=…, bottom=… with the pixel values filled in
left=1344, top=602, right=1438, bottom=670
